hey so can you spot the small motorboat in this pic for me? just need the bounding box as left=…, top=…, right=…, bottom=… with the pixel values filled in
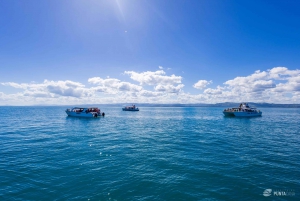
left=65, top=107, right=105, bottom=117
left=223, top=103, right=262, bottom=117
left=122, top=104, right=139, bottom=111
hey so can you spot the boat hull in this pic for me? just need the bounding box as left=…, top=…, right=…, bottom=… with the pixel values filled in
left=122, top=108, right=139, bottom=111
left=66, top=111, right=100, bottom=118
left=223, top=111, right=262, bottom=117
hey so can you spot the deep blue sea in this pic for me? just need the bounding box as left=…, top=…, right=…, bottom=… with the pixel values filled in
left=0, top=106, right=299, bottom=200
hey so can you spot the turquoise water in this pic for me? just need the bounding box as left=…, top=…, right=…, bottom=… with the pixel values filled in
left=0, top=106, right=299, bottom=200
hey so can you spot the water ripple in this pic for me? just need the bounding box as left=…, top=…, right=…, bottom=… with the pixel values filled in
left=0, top=106, right=299, bottom=200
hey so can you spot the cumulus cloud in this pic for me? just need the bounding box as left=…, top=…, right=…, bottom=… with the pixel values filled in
left=123, top=69, right=185, bottom=94
left=193, top=80, right=212, bottom=89
left=139, top=90, right=164, bottom=97
left=224, top=67, right=300, bottom=94
left=154, top=84, right=184, bottom=93
left=204, top=86, right=223, bottom=94
left=124, top=70, right=182, bottom=86
left=1, top=66, right=300, bottom=105
left=88, top=77, right=143, bottom=94
left=224, top=70, right=268, bottom=87
left=0, top=69, right=186, bottom=105
left=23, top=91, right=50, bottom=98
left=269, top=67, right=300, bottom=79
left=45, top=80, right=90, bottom=97
left=2, top=80, right=91, bottom=98
left=199, top=66, right=300, bottom=103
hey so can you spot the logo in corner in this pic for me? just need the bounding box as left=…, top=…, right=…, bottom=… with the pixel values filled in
left=263, top=189, right=272, bottom=197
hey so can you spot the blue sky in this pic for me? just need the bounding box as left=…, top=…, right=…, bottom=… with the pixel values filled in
left=1, top=0, right=300, bottom=105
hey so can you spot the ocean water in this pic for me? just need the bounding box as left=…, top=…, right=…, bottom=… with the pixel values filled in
left=0, top=106, right=299, bottom=201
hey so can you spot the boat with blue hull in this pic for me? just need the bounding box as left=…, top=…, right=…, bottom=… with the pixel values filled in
left=223, top=103, right=262, bottom=117
left=122, top=105, right=139, bottom=111
left=66, top=107, right=105, bottom=118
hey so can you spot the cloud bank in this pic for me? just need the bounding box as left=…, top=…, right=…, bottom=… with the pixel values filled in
left=1, top=67, right=300, bottom=105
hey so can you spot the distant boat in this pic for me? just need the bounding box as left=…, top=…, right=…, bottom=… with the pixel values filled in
left=122, top=105, right=139, bottom=111
left=223, top=103, right=262, bottom=117
left=65, top=107, right=105, bottom=117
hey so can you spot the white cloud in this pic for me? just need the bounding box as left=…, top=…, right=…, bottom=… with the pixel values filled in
left=23, top=91, right=51, bottom=98
left=45, top=80, right=90, bottom=97
left=0, top=69, right=186, bottom=105
left=124, top=70, right=182, bottom=86
left=204, top=86, right=223, bottom=94
left=224, top=70, right=268, bottom=87
left=252, top=80, right=275, bottom=92
left=124, top=69, right=184, bottom=94
left=201, top=66, right=300, bottom=103
left=0, top=92, right=8, bottom=100
left=1, top=66, right=300, bottom=105
left=224, top=67, right=300, bottom=94
left=2, top=80, right=91, bottom=98
left=269, top=67, right=300, bottom=79
left=193, top=80, right=212, bottom=89
left=139, top=90, right=164, bottom=97
left=154, top=84, right=184, bottom=93
left=1, top=82, right=27, bottom=89
left=88, top=77, right=143, bottom=94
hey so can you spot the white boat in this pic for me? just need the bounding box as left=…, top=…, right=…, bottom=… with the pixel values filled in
left=65, top=107, right=105, bottom=117
left=122, top=105, right=139, bottom=111
left=223, top=103, right=262, bottom=117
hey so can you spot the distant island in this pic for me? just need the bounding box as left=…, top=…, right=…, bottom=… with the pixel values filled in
left=2, top=102, right=300, bottom=108
left=51, top=102, right=300, bottom=108
left=119, top=103, right=300, bottom=108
